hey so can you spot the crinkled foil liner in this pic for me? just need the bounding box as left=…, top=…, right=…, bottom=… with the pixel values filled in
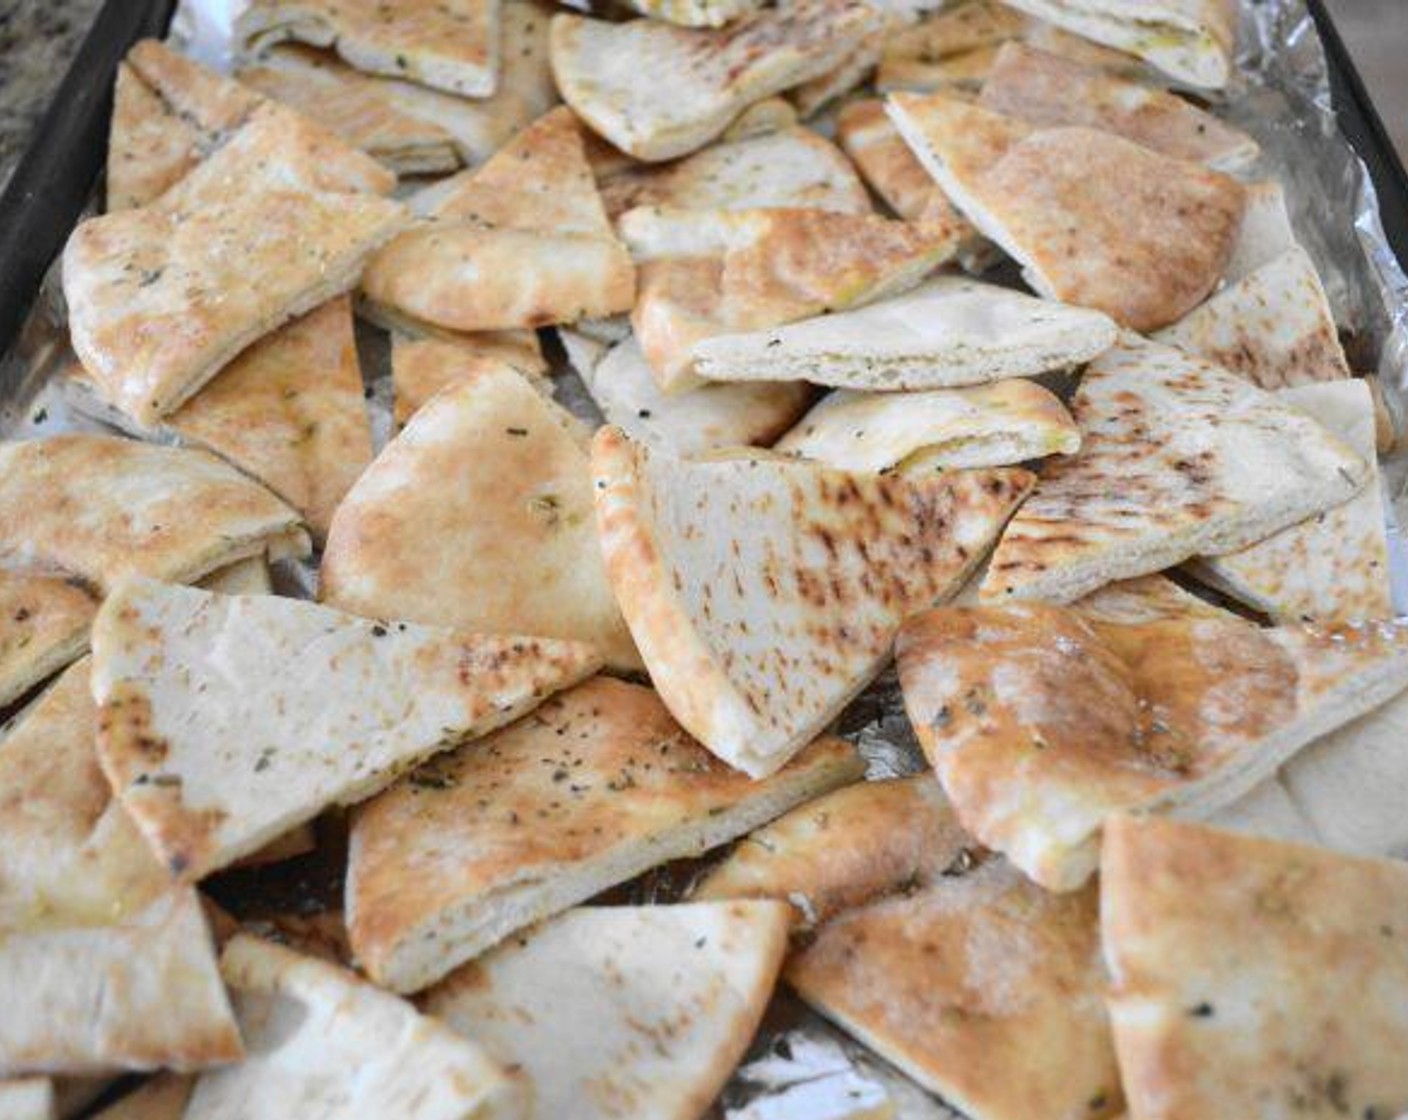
left=1, top=2, right=1406, bottom=1117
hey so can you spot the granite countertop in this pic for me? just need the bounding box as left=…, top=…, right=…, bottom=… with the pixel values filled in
left=0, top=0, right=106, bottom=194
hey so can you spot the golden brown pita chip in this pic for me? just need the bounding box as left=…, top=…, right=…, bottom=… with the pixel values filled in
left=886, top=93, right=1245, bottom=332
left=362, top=107, right=634, bottom=333
left=348, top=676, right=861, bottom=991
left=322, top=369, right=639, bottom=670
left=0, top=571, right=96, bottom=710
left=1072, top=574, right=1233, bottom=626
left=1102, top=814, right=1408, bottom=1120
left=897, top=603, right=1408, bottom=890
left=391, top=333, right=550, bottom=427
left=238, top=0, right=501, bottom=97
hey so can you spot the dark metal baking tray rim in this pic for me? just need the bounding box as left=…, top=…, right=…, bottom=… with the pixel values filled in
left=0, top=1, right=1404, bottom=357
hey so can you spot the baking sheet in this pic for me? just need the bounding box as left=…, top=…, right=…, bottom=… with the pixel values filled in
left=3, top=1, right=1408, bottom=1117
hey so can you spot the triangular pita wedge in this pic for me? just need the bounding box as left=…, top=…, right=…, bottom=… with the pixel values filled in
left=0, top=434, right=308, bottom=593
left=592, top=426, right=1033, bottom=776
left=362, top=108, right=634, bottom=333
left=1101, top=814, right=1408, bottom=1119
left=424, top=902, right=790, bottom=1120
left=321, top=369, right=640, bottom=671
left=775, top=379, right=1081, bottom=472
left=980, top=43, right=1257, bottom=170
left=620, top=206, right=956, bottom=392
left=617, top=0, right=763, bottom=26
left=0, top=571, right=96, bottom=709
left=692, top=276, right=1118, bottom=390
left=237, top=46, right=461, bottom=174
left=1156, top=245, right=1351, bottom=390
left=0, top=1079, right=52, bottom=1120
left=197, top=556, right=273, bottom=596
left=1000, top=0, right=1237, bottom=89
left=573, top=336, right=813, bottom=457
left=89, top=1075, right=193, bottom=1120
left=599, top=127, right=871, bottom=221
left=697, top=779, right=1123, bottom=1120
left=1188, top=380, right=1391, bottom=624
left=886, top=93, right=1246, bottom=332
left=1072, top=574, right=1234, bottom=625
left=347, top=676, right=861, bottom=991
left=184, top=935, right=523, bottom=1120
left=66, top=123, right=406, bottom=426
left=91, top=576, right=600, bottom=880
left=721, top=96, right=799, bottom=140
left=391, top=334, right=550, bottom=427
left=1225, top=180, right=1297, bottom=284
left=549, top=0, right=878, bottom=162
left=980, top=337, right=1367, bottom=605
left=0, top=662, right=240, bottom=1077
left=896, top=603, right=1408, bottom=890
left=236, top=0, right=501, bottom=98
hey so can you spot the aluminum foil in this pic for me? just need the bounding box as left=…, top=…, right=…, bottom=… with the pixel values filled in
left=2, top=2, right=1407, bottom=1117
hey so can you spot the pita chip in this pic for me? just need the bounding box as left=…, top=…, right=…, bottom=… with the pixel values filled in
left=549, top=0, right=878, bottom=162
left=896, top=602, right=1408, bottom=890
left=347, top=676, right=861, bottom=991
left=1102, top=814, right=1408, bottom=1120
left=89, top=1075, right=193, bottom=1120
left=775, top=379, right=1080, bottom=473
left=0, top=434, right=308, bottom=593
left=0, top=571, right=96, bottom=710
left=999, top=0, right=1237, bottom=90
left=198, top=556, right=273, bottom=597
left=600, top=127, right=871, bottom=221
left=980, top=43, right=1258, bottom=170
left=789, top=13, right=892, bottom=119
left=1157, top=245, right=1351, bottom=390
left=592, top=425, right=1033, bottom=776
left=1072, top=574, right=1233, bottom=625
left=237, top=46, right=461, bottom=174
left=980, top=337, right=1368, bottom=605
left=722, top=96, right=800, bottom=140
left=0, top=662, right=241, bottom=1077
left=362, top=108, right=634, bottom=334
left=237, top=0, right=501, bottom=98
left=392, top=334, right=549, bottom=427
left=696, top=779, right=1123, bottom=1120
left=575, top=336, right=813, bottom=458
left=425, top=902, right=790, bottom=1120
left=321, top=369, right=639, bottom=670
left=620, top=206, right=956, bottom=393
left=185, top=935, right=523, bottom=1120
left=67, top=119, right=406, bottom=427
left=618, top=0, right=763, bottom=26
left=1188, top=380, right=1391, bottom=624
left=91, top=576, right=600, bottom=880
left=692, top=277, right=1118, bottom=391
left=886, top=93, right=1246, bottom=332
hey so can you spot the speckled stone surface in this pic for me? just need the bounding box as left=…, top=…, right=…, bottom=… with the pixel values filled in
left=0, top=0, right=106, bottom=193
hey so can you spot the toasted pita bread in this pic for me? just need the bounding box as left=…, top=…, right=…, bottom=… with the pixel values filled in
left=886, top=94, right=1246, bottom=332
left=0, top=434, right=308, bottom=593
left=237, top=0, right=500, bottom=98
left=621, top=207, right=956, bottom=392
left=695, top=776, right=1120, bottom=1120
left=980, top=43, right=1257, bottom=170
left=1072, top=574, right=1233, bottom=625
left=592, top=426, right=1033, bottom=775
left=722, top=96, right=800, bottom=140
left=550, top=0, right=878, bottom=162
left=0, top=663, right=240, bottom=1077
left=1157, top=246, right=1351, bottom=390
left=0, top=572, right=95, bottom=710
left=1000, top=0, right=1237, bottom=89
left=1225, top=180, right=1297, bottom=283
left=790, top=18, right=891, bottom=119
left=1102, top=814, right=1408, bottom=1119
left=618, top=0, right=763, bottom=26
left=348, top=676, right=860, bottom=991
left=775, top=379, right=1080, bottom=473
left=198, top=556, right=273, bottom=596
left=67, top=131, right=406, bottom=426
left=573, top=336, right=813, bottom=457
left=91, top=576, right=600, bottom=880
left=600, top=127, right=871, bottom=221
left=321, top=369, right=638, bottom=670
left=392, top=334, right=549, bottom=426
left=0, top=1079, right=52, bottom=1120
left=237, top=47, right=460, bottom=174
left=1188, top=381, right=1391, bottom=624
left=362, top=108, right=634, bottom=333
left=89, top=1075, right=193, bottom=1120
left=897, top=603, right=1408, bottom=889
left=692, top=276, right=1118, bottom=390
left=185, top=935, right=522, bottom=1120
left=980, top=337, right=1368, bottom=605
left=424, top=902, right=789, bottom=1120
